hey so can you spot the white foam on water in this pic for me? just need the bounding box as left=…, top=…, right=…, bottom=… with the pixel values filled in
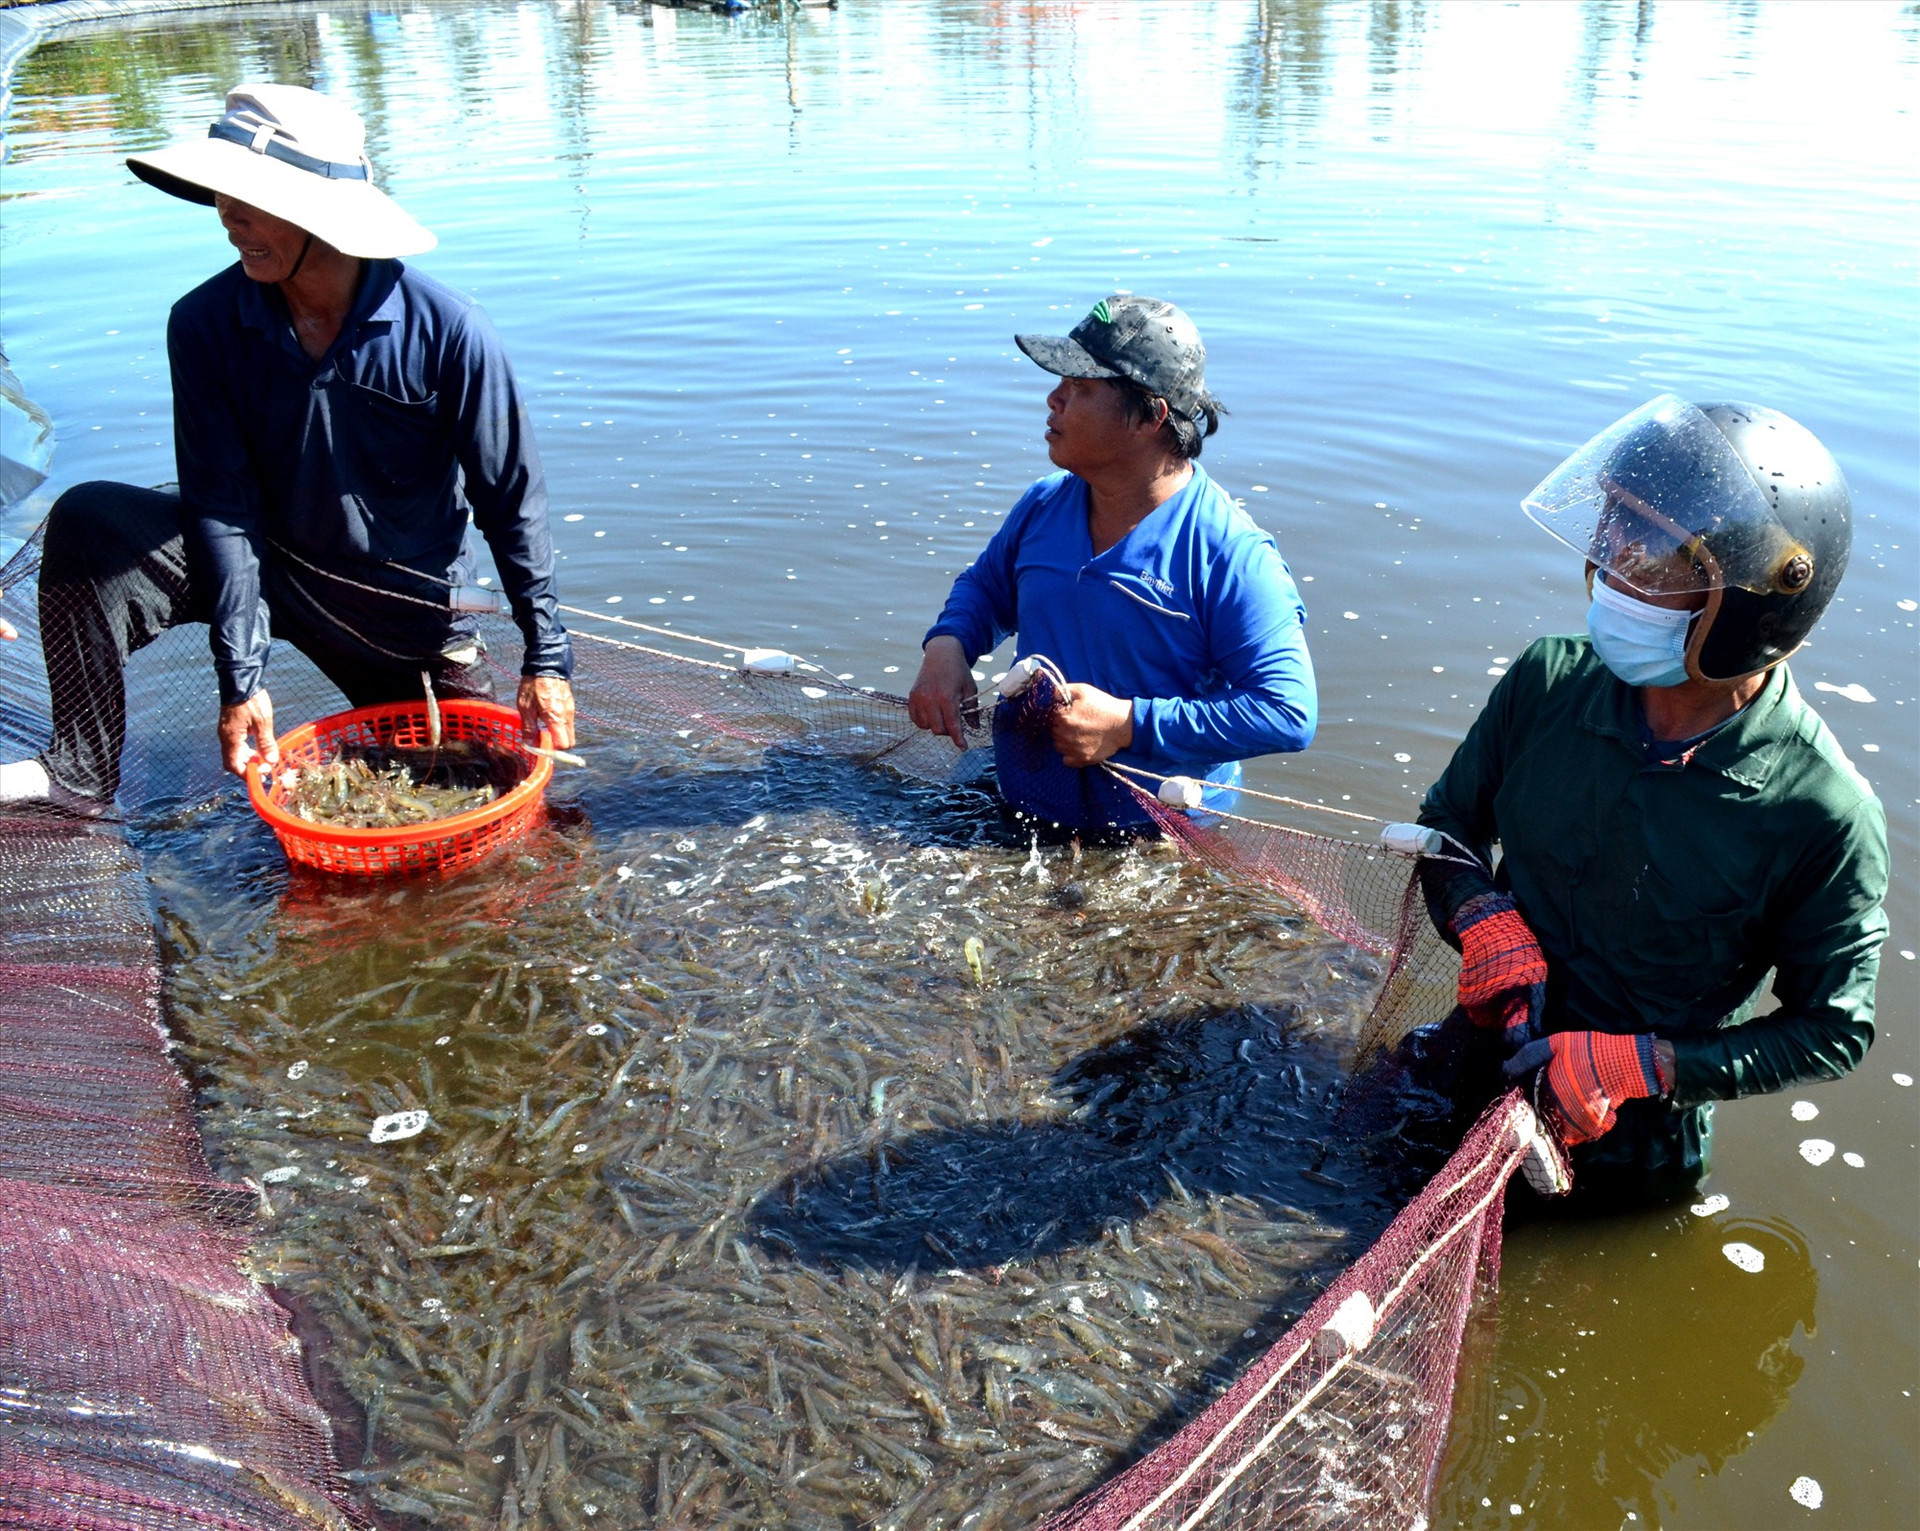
left=1788, top=1476, right=1823, bottom=1509
left=370, top=1109, right=430, bottom=1144
left=1722, top=1241, right=1766, bottom=1273
left=1798, top=1138, right=1835, bottom=1166
left=286, top=1060, right=309, bottom=1080
left=1842, top=1152, right=1864, bottom=1168
left=1812, top=681, right=1875, bottom=704
left=1790, top=1100, right=1819, bottom=1121
left=1690, top=1193, right=1730, bottom=1217
left=262, top=1165, right=300, bottom=1184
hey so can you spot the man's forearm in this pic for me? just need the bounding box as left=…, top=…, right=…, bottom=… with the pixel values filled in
left=194, top=522, right=273, bottom=705
left=1671, top=1007, right=1874, bottom=1106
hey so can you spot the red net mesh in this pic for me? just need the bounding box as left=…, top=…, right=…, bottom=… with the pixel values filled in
left=0, top=807, right=369, bottom=1528
left=1036, top=1092, right=1555, bottom=1531
left=1131, top=789, right=1462, bottom=1066
left=0, top=516, right=1527, bottom=1530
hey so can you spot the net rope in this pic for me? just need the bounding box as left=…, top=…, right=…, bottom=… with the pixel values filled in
left=0, top=515, right=1544, bottom=1529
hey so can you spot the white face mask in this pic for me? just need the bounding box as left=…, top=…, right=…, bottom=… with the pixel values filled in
left=1587, top=574, right=1694, bottom=688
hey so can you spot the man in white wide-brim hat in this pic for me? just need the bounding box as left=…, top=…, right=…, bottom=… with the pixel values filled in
left=0, top=84, right=575, bottom=816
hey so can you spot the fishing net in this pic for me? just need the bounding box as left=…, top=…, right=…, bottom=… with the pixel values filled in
left=0, top=813, right=371, bottom=1530
left=1033, top=1091, right=1566, bottom=1531
left=0, top=510, right=1545, bottom=1530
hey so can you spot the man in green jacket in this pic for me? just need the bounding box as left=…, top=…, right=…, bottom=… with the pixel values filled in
left=1416, top=395, right=1888, bottom=1203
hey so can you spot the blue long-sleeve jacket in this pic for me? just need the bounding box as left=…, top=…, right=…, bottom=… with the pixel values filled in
left=169, top=259, right=570, bottom=705
left=926, top=466, right=1316, bottom=796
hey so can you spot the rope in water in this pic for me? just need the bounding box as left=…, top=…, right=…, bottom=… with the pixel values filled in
left=1100, top=758, right=1388, bottom=826
left=233, top=559, right=1472, bottom=857
left=1099, top=758, right=1485, bottom=866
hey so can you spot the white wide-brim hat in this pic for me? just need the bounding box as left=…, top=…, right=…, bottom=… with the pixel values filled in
left=127, top=83, right=434, bottom=260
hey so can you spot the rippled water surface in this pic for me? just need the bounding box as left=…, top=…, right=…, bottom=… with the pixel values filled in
left=3, top=2, right=1916, bottom=1526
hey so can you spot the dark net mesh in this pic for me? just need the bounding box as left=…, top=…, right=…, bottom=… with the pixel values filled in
left=0, top=512, right=1537, bottom=1531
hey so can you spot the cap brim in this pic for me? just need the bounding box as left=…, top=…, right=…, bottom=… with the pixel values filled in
left=1015, top=333, right=1118, bottom=380
left=127, top=139, right=436, bottom=259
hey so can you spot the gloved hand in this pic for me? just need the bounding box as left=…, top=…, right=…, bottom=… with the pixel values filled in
left=1504, top=1030, right=1674, bottom=1144
left=1451, top=891, right=1548, bottom=1048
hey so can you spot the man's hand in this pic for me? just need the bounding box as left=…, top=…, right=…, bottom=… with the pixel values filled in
left=518, top=676, right=576, bottom=750
left=1050, top=683, right=1133, bottom=768
left=0, top=616, right=17, bottom=641
left=219, top=690, right=278, bottom=777
left=1504, top=1030, right=1674, bottom=1145
left=907, top=636, right=978, bottom=749
left=1452, top=891, right=1549, bottom=1049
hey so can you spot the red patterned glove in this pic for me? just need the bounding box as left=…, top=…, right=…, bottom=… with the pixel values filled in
left=1451, top=891, right=1548, bottom=1047
left=1504, top=1031, right=1674, bottom=1145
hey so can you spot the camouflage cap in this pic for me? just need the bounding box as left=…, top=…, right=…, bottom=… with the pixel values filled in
left=1015, top=295, right=1209, bottom=421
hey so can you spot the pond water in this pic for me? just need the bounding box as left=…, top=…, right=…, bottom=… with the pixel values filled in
left=2, top=1, right=1916, bottom=1526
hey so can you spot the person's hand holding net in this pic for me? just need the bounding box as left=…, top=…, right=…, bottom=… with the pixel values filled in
left=907, top=635, right=979, bottom=749
left=1505, top=1030, right=1675, bottom=1143
left=1451, top=891, right=1548, bottom=1049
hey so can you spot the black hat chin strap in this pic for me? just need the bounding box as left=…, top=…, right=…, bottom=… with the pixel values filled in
left=283, top=231, right=315, bottom=283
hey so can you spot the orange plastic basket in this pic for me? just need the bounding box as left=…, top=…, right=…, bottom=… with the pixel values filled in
left=247, top=700, right=552, bottom=877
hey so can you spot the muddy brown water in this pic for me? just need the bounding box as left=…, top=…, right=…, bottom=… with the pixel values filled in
left=3, top=2, right=1915, bottom=1525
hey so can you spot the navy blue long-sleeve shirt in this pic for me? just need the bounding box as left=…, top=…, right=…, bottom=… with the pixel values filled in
left=926, top=466, right=1316, bottom=797
left=168, top=259, right=570, bottom=705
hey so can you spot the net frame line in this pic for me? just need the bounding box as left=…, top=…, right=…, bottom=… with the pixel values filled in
left=1118, top=1118, right=1517, bottom=1531
left=1101, top=756, right=1490, bottom=870
left=1038, top=1092, right=1569, bottom=1531
left=1102, top=757, right=1388, bottom=830
left=563, top=609, right=1019, bottom=724
left=561, top=615, right=1469, bottom=879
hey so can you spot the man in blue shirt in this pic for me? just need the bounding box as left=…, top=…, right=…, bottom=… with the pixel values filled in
left=908, top=295, right=1316, bottom=828
left=0, top=84, right=572, bottom=814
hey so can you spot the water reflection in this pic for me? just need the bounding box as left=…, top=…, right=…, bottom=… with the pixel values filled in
left=1438, top=1212, right=1819, bottom=1528
left=4, top=1, right=1915, bottom=1524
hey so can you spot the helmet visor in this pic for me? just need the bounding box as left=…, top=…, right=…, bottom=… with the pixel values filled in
left=1523, top=394, right=1807, bottom=598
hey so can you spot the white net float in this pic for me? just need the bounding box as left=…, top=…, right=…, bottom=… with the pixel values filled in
left=1156, top=775, right=1204, bottom=809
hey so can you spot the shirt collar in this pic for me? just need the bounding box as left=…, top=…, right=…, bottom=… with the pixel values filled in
left=234, top=258, right=403, bottom=348
left=1580, top=655, right=1799, bottom=788
left=1082, top=462, right=1210, bottom=566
